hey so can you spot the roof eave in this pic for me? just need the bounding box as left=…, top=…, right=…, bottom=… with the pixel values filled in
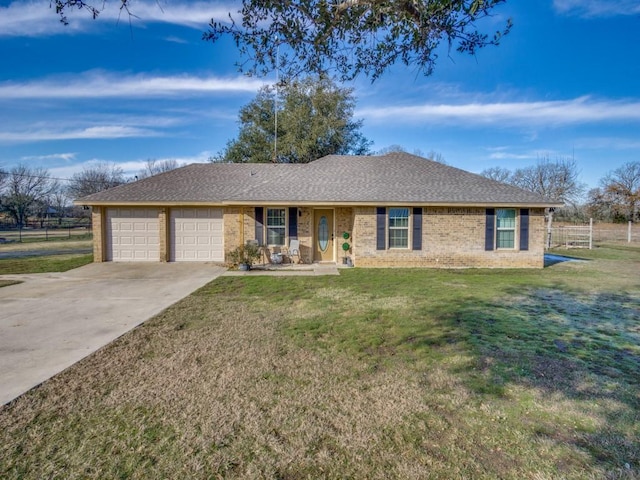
left=76, top=200, right=562, bottom=208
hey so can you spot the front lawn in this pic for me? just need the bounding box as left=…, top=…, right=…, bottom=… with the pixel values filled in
left=0, top=254, right=93, bottom=275
left=1, top=246, right=638, bottom=479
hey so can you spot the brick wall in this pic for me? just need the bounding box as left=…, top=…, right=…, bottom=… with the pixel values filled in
left=158, top=208, right=169, bottom=262
left=353, top=206, right=546, bottom=268
left=223, top=207, right=242, bottom=263
left=335, top=207, right=354, bottom=263
left=93, top=204, right=547, bottom=268
left=91, top=207, right=104, bottom=262
left=297, top=207, right=314, bottom=264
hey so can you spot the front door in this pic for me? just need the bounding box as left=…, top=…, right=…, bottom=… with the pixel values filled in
left=314, top=209, right=334, bottom=262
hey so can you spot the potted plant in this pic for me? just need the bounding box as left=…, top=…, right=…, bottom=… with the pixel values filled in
left=228, top=243, right=261, bottom=270
left=341, top=232, right=351, bottom=265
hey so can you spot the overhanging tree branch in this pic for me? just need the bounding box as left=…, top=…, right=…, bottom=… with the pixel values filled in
left=204, top=0, right=512, bottom=81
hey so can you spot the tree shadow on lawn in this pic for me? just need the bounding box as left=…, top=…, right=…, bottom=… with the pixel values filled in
left=429, top=286, right=640, bottom=473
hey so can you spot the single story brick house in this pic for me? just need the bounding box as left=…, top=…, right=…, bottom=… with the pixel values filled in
left=76, top=153, right=561, bottom=268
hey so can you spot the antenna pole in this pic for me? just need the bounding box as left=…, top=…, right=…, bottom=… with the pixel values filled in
left=273, top=35, right=279, bottom=163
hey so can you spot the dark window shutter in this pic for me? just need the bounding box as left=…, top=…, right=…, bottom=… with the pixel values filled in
left=288, top=207, right=298, bottom=240
left=376, top=207, right=386, bottom=250
left=255, top=207, right=264, bottom=246
left=412, top=207, right=422, bottom=250
left=520, top=209, right=529, bottom=251
left=485, top=208, right=495, bottom=251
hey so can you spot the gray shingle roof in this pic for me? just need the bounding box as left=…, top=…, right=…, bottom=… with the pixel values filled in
left=76, top=153, right=559, bottom=207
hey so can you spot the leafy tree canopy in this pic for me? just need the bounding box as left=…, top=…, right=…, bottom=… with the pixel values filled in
left=206, top=0, right=512, bottom=81
left=215, top=76, right=371, bottom=163
left=52, top=1, right=511, bottom=82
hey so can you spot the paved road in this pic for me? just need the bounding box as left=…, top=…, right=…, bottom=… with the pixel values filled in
left=0, top=262, right=226, bottom=406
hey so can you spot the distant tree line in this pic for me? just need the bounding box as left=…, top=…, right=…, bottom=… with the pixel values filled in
left=0, top=159, right=181, bottom=227
left=481, top=158, right=640, bottom=223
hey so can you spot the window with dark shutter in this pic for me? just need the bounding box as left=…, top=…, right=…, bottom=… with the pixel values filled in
left=376, top=207, right=386, bottom=250
left=485, top=208, right=495, bottom=251
left=412, top=207, right=422, bottom=250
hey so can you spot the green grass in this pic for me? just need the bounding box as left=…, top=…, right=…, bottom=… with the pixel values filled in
left=0, top=254, right=93, bottom=275
left=0, top=246, right=638, bottom=479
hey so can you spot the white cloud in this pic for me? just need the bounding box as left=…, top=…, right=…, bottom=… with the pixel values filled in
left=358, top=96, right=640, bottom=127
left=0, top=125, right=160, bottom=142
left=21, top=152, right=78, bottom=162
left=150, top=151, right=215, bottom=164
left=553, top=0, right=640, bottom=17
left=488, top=152, right=538, bottom=160
left=572, top=136, right=640, bottom=150
left=0, top=71, right=265, bottom=99
left=0, top=0, right=236, bottom=37
left=48, top=151, right=214, bottom=179
left=486, top=147, right=563, bottom=161
left=165, top=35, right=189, bottom=44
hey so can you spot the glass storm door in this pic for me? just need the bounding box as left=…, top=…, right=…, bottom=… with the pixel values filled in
left=314, top=209, right=334, bottom=262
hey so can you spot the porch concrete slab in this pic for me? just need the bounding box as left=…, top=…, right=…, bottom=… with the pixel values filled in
left=0, top=262, right=226, bottom=406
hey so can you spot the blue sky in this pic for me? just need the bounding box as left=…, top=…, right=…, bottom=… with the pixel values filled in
left=1, top=0, right=639, bottom=192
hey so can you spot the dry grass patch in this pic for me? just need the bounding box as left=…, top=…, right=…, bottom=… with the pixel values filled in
left=0, top=253, right=93, bottom=274
left=1, top=246, right=639, bottom=479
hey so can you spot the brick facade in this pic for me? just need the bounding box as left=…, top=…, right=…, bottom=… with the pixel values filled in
left=96, top=204, right=547, bottom=268
left=158, top=208, right=169, bottom=262
left=353, top=206, right=546, bottom=268
left=297, top=207, right=314, bottom=263
left=335, top=208, right=355, bottom=263
left=91, top=207, right=104, bottom=262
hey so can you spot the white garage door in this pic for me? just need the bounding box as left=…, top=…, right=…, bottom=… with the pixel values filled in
left=106, top=208, right=160, bottom=262
left=171, top=208, right=224, bottom=262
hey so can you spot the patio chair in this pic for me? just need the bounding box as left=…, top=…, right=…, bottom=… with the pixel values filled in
left=287, top=239, right=300, bottom=264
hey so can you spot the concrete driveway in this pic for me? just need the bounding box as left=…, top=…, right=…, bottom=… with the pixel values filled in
left=0, top=262, right=226, bottom=406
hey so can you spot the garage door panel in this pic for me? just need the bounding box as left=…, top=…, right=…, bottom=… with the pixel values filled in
left=171, top=208, right=224, bottom=262
left=106, top=208, right=160, bottom=262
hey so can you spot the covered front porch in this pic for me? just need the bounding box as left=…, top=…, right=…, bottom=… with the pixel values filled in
left=225, top=206, right=355, bottom=266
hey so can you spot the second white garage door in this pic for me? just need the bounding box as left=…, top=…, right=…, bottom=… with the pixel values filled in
left=171, top=208, right=224, bottom=262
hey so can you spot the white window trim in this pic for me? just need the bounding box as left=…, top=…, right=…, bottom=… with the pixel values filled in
left=266, top=207, right=287, bottom=247
left=388, top=207, right=411, bottom=250
left=495, top=208, right=517, bottom=250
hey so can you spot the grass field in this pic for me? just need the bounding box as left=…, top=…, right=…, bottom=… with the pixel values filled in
left=0, top=237, right=93, bottom=276
left=0, top=253, right=93, bottom=275
left=0, top=245, right=638, bottom=479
